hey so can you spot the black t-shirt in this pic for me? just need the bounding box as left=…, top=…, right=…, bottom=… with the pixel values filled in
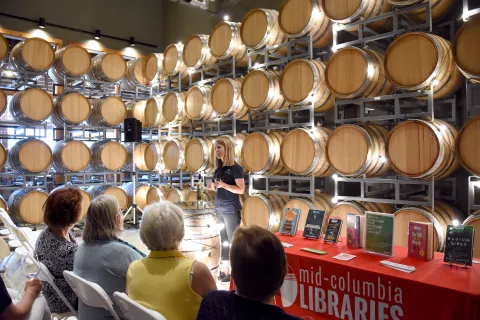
left=197, top=290, right=301, bottom=320
left=0, top=276, right=12, bottom=315
left=214, top=163, right=244, bottom=213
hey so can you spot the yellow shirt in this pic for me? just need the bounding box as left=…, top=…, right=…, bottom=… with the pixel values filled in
left=126, top=250, right=202, bottom=320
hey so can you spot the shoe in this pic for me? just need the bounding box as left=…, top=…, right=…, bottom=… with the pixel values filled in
left=221, top=274, right=231, bottom=283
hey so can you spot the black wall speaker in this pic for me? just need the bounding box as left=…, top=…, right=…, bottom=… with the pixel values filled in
left=124, top=118, right=142, bottom=142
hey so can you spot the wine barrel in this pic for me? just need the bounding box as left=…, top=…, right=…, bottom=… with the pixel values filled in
left=221, top=134, right=248, bottom=172
left=52, top=140, right=91, bottom=172
left=153, top=53, right=168, bottom=83
left=8, top=188, right=48, bottom=224
left=163, top=139, right=188, bottom=172
left=122, top=182, right=160, bottom=210
left=127, top=97, right=161, bottom=128
left=162, top=92, right=190, bottom=125
left=0, top=142, right=6, bottom=169
left=241, top=8, right=288, bottom=55
left=463, top=212, right=480, bottom=259
left=209, top=21, right=249, bottom=67
left=185, top=85, right=215, bottom=121
left=279, top=0, right=333, bottom=49
left=385, top=32, right=464, bottom=99
left=281, top=127, right=332, bottom=176
left=121, top=58, right=149, bottom=90
left=387, top=119, right=458, bottom=179
left=87, top=185, right=128, bottom=209
left=456, top=115, right=480, bottom=176
left=163, top=43, right=188, bottom=79
left=9, top=138, right=52, bottom=173
left=394, top=202, right=463, bottom=252
left=243, top=194, right=289, bottom=232
left=185, top=189, right=216, bottom=203
left=284, top=193, right=333, bottom=231
left=280, top=59, right=334, bottom=112
left=50, top=92, right=91, bottom=127
left=124, top=142, right=159, bottom=172
left=9, top=38, right=55, bottom=73
left=326, top=47, right=394, bottom=99
left=211, top=78, right=248, bottom=120
left=52, top=185, right=91, bottom=218
left=322, top=0, right=392, bottom=32
left=241, top=70, right=287, bottom=112
left=87, top=96, right=127, bottom=127
left=0, top=33, right=7, bottom=65
left=90, top=140, right=127, bottom=171
left=9, top=88, right=53, bottom=123
left=327, top=124, right=390, bottom=177
left=48, top=45, right=91, bottom=83
left=185, top=137, right=215, bottom=173
left=242, top=131, right=286, bottom=174
left=145, top=53, right=159, bottom=83
left=165, top=187, right=190, bottom=203
left=0, top=89, right=6, bottom=119
left=453, top=15, right=480, bottom=82
left=388, top=0, right=454, bottom=22
left=86, top=52, right=127, bottom=82
left=183, top=34, right=217, bottom=69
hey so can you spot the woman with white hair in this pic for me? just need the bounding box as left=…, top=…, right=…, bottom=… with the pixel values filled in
left=126, top=200, right=216, bottom=320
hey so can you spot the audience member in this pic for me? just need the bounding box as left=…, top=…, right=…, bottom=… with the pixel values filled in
left=0, top=276, right=41, bottom=320
left=127, top=200, right=217, bottom=320
left=197, top=225, right=301, bottom=320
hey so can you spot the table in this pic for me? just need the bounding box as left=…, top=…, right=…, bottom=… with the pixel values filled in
left=271, top=234, right=480, bottom=320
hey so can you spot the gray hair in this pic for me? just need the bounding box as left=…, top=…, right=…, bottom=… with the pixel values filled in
left=140, top=200, right=184, bottom=251
left=83, top=195, right=120, bottom=242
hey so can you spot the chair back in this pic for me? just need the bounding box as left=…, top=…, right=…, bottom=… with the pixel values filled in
left=64, top=271, right=121, bottom=320
left=113, top=292, right=167, bottom=320
left=0, top=237, right=9, bottom=259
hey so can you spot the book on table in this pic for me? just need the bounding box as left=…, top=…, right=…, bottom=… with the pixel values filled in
left=408, top=221, right=434, bottom=261
left=365, top=212, right=394, bottom=257
left=279, top=207, right=301, bottom=236
left=444, top=225, right=475, bottom=266
left=324, top=217, right=343, bottom=244
left=302, top=209, right=326, bottom=240
left=347, top=214, right=361, bottom=249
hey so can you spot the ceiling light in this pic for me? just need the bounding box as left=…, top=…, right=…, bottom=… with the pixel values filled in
left=94, top=29, right=101, bottom=40
left=130, top=37, right=136, bottom=47
left=224, top=15, right=230, bottom=21
left=39, top=17, right=46, bottom=29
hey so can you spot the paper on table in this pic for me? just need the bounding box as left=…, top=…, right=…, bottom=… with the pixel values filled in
left=333, top=253, right=357, bottom=261
left=282, top=242, right=294, bottom=248
left=473, top=260, right=480, bottom=264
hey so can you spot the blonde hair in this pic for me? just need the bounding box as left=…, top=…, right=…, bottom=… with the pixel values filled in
left=140, top=201, right=185, bottom=251
left=215, top=137, right=235, bottom=168
left=83, top=195, right=121, bottom=242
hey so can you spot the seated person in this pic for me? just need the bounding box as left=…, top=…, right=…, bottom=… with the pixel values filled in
left=0, top=277, right=41, bottom=320
left=197, top=225, right=301, bottom=320
left=74, top=195, right=144, bottom=320
left=127, top=201, right=217, bottom=320
left=35, top=187, right=82, bottom=313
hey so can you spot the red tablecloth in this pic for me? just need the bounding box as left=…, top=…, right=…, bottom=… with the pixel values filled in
left=231, top=234, right=480, bottom=320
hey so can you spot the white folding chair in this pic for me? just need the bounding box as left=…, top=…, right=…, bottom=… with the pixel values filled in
left=113, top=292, right=167, bottom=320
left=0, top=237, right=10, bottom=259
left=63, top=271, right=120, bottom=320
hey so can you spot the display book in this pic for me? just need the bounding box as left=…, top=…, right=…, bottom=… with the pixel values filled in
left=346, top=213, right=366, bottom=249
left=408, top=221, right=434, bottom=261
left=443, top=225, right=475, bottom=267
left=302, top=209, right=326, bottom=239
left=365, top=211, right=394, bottom=257
left=324, top=216, right=343, bottom=244
left=279, top=207, right=301, bottom=236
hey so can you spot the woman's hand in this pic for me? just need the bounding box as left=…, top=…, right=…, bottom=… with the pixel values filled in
left=215, top=180, right=226, bottom=189
left=206, top=182, right=216, bottom=190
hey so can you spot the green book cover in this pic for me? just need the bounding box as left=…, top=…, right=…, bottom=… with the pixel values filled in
left=365, top=212, right=394, bottom=256
left=444, top=225, right=475, bottom=266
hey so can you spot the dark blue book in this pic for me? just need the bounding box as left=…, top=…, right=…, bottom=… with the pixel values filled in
left=302, top=209, right=325, bottom=239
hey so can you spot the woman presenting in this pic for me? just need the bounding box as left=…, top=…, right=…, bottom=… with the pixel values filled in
left=207, top=137, right=245, bottom=282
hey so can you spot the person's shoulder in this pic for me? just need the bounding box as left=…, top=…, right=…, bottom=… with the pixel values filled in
left=203, top=290, right=234, bottom=303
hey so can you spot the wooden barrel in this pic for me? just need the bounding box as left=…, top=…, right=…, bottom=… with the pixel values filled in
left=163, top=139, right=188, bottom=172
left=0, top=33, right=7, bottom=65
left=52, top=140, right=91, bottom=172
left=281, top=127, right=332, bottom=176
left=166, top=187, right=190, bottom=203
left=385, top=32, right=464, bottom=99
left=280, top=59, right=334, bottom=112
left=242, top=131, right=286, bottom=174
left=8, top=188, right=48, bottom=224
left=241, top=70, right=287, bottom=112
left=162, top=92, right=190, bottom=125
left=463, top=212, right=480, bottom=259
left=326, top=47, right=394, bottom=99
left=211, top=78, right=248, bottom=120
left=90, top=140, right=127, bottom=171
left=327, top=124, right=389, bottom=177
left=185, top=189, right=216, bottom=203
left=453, top=15, right=480, bottom=82
left=50, top=92, right=91, bottom=127
left=387, top=119, right=458, bottom=179
left=394, top=202, right=463, bottom=252
left=9, top=88, right=53, bottom=123
left=0, top=89, right=7, bottom=118
left=209, top=21, right=249, bottom=67
left=185, top=85, right=215, bottom=121
left=121, top=58, right=149, bottom=90
left=279, top=0, right=333, bottom=49
left=163, top=43, right=188, bottom=78
left=221, top=134, right=248, bottom=171
left=456, top=115, right=480, bottom=176
left=87, top=185, right=128, bottom=209
left=127, top=98, right=160, bottom=128
left=321, top=0, right=392, bottom=32
left=243, top=194, right=289, bottom=232
left=86, top=52, right=127, bottom=82
left=388, top=0, right=454, bottom=22
left=87, top=96, right=127, bottom=127
left=122, top=182, right=160, bottom=209
left=284, top=193, right=333, bottom=231
left=241, top=8, right=288, bottom=55
left=153, top=53, right=168, bottom=83
left=48, top=45, right=91, bottom=83
left=9, top=138, right=52, bottom=173
left=144, top=53, right=159, bottom=83
left=183, top=34, right=217, bottom=69
left=9, top=38, right=55, bottom=73
left=124, top=142, right=159, bottom=172
left=185, top=137, right=215, bottom=173
left=0, top=143, right=7, bottom=169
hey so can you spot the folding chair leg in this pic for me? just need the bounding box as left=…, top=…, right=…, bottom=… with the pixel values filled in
left=107, top=305, right=121, bottom=320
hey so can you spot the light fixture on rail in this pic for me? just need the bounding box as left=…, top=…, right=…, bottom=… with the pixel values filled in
left=224, top=14, right=230, bottom=21
left=94, top=30, right=101, bottom=40
left=38, top=17, right=45, bottom=29
left=129, top=37, right=136, bottom=47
